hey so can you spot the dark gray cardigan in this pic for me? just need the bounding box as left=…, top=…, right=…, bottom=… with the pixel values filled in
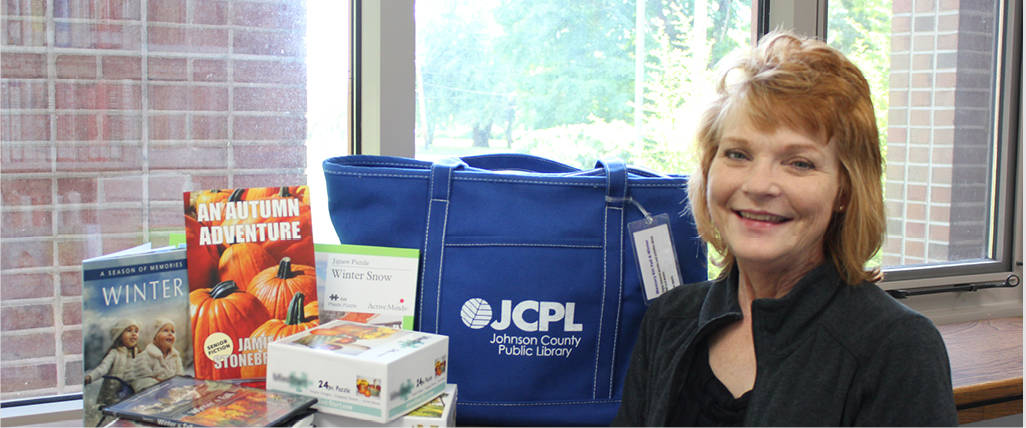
left=612, top=263, right=958, bottom=426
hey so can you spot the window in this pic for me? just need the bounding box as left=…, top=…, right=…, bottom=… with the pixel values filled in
left=372, top=1, right=1021, bottom=293
left=415, top=0, right=752, bottom=174
left=828, top=0, right=1019, bottom=281
left=1, top=0, right=346, bottom=403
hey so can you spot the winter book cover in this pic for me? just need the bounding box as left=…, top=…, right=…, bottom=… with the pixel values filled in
left=184, top=186, right=319, bottom=380
left=82, top=243, right=193, bottom=427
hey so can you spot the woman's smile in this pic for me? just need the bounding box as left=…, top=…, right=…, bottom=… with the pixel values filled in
left=734, top=209, right=792, bottom=225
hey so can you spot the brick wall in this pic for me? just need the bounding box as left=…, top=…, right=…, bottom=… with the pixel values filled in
left=1, top=0, right=308, bottom=399
left=883, top=0, right=996, bottom=266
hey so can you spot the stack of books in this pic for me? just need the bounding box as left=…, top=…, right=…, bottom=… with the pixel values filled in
left=82, top=185, right=456, bottom=427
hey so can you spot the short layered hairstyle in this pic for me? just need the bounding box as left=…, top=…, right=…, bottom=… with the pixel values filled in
left=687, top=31, right=885, bottom=285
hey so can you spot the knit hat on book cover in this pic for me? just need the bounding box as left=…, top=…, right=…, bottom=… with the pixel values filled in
left=110, top=318, right=140, bottom=344
left=149, top=318, right=175, bottom=340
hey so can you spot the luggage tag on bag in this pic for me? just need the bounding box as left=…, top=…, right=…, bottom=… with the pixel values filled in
left=626, top=202, right=684, bottom=302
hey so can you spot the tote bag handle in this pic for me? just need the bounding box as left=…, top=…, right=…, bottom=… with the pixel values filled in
left=463, top=154, right=670, bottom=179
left=461, top=153, right=581, bottom=173
left=418, top=157, right=628, bottom=400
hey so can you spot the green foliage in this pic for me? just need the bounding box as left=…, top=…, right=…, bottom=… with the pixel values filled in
left=416, top=0, right=890, bottom=180
left=493, top=0, right=636, bottom=129
left=416, top=1, right=514, bottom=145
left=512, top=119, right=638, bottom=169
left=827, top=0, right=892, bottom=150
left=637, top=0, right=747, bottom=175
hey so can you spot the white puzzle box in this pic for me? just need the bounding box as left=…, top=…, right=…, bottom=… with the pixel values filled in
left=267, top=320, right=449, bottom=423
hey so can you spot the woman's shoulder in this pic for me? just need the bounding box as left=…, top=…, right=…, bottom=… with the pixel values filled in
left=836, top=282, right=934, bottom=324
left=824, top=282, right=946, bottom=358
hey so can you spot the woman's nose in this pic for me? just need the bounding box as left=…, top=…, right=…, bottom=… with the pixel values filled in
left=740, top=162, right=782, bottom=196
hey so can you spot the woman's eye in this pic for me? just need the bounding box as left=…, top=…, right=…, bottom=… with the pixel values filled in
left=724, top=150, right=748, bottom=160
left=791, top=159, right=815, bottom=170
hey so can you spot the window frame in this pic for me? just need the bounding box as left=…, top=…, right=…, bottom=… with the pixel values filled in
left=353, top=0, right=416, bottom=157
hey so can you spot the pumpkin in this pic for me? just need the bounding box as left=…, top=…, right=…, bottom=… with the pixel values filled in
left=204, top=186, right=312, bottom=265
left=191, top=189, right=235, bottom=223
left=244, top=186, right=309, bottom=203
left=241, top=186, right=285, bottom=201
left=248, top=257, right=318, bottom=319
left=218, top=243, right=276, bottom=290
left=263, top=232, right=315, bottom=266
left=293, top=185, right=310, bottom=205
left=189, top=280, right=271, bottom=379
left=258, top=187, right=315, bottom=265
left=250, top=185, right=307, bottom=202
left=217, top=187, right=313, bottom=263
left=214, top=188, right=262, bottom=234
left=303, top=300, right=319, bottom=322
left=340, top=312, right=377, bottom=324
left=185, top=215, right=220, bottom=290
left=195, top=188, right=234, bottom=206
left=239, top=292, right=319, bottom=378
left=213, top=186, right=256, bottom=223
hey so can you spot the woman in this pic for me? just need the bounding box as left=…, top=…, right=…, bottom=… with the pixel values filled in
left=613, top=32, right=957, bottom=426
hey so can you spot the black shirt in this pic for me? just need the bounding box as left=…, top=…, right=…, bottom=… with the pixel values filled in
left=612, top=263, right=957, bottom=426
left=669, top=338, right=750, bottom=426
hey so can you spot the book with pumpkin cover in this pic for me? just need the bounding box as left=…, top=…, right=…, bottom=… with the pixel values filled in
left=81, top=243, right=194, bottom=427
left=101, top=375, right=317, bottom=427
left=184, top=186, right=320, bottom=381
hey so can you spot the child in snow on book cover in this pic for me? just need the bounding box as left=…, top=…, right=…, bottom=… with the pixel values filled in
left=131, top=318, right=186, bottom=391
left=184, top=186, right=319, bottom=381
left=85, top=319, right=141, bottom=415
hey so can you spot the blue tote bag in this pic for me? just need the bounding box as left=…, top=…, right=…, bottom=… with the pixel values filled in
left=323, top=154, right=706, bottom=426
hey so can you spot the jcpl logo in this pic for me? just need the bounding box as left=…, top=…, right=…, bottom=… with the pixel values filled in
left=460, top=298, right=583, bottom=332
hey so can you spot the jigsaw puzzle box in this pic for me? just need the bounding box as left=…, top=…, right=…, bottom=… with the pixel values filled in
left=266, top=320, right=449, bottom=423
left=314, top=383, right=457, bottom=427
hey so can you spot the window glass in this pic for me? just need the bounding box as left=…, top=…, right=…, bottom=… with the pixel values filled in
left=827, top=0, right=1003, bottom=269
left=0, top=0, right=341, bottom=400
left=306, top=0, right=350, bottom=244
left=415, top=0, right=752, bottom=173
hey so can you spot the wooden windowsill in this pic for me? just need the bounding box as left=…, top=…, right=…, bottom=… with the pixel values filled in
left=938, top=317, right=1023, bottom=425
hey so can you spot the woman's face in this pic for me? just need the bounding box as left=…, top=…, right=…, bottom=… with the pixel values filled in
left=120, top=325, right=139, bottom=348
left=153, top=324, right=176, bottom=353
left=706, top=119, right=842, bottom=272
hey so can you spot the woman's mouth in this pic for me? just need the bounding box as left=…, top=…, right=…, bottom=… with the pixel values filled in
left=735, top=210, right=791, bottom=223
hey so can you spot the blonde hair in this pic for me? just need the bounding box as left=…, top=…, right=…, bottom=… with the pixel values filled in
left=688, top=31, right=885, bottom=285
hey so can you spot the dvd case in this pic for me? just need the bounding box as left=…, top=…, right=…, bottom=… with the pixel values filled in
left=101, top=376, right=316, bottom=427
